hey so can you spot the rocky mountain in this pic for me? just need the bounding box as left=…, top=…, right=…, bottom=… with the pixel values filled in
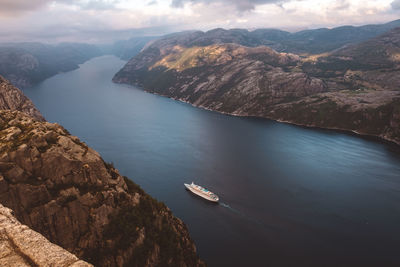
left=0, top=43, right=102, bottom=88
left=262, top=19, right=400, bottom=54
left=113, top=43, right=326, bottom=108
left=113, top=26, right=400, bottom=145
left=0, top=77, right=204, bottom=266
left=124, top=19, right=400, bottom=56
left=0, top=75, right=44, bottom=121
left=0, top=204, right=92, bottom=266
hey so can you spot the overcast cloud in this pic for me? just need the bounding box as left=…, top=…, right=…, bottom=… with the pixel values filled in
left=0, top=0, right=52, bottom=15
left=0, top=0, right=398, bottom=43
left=170, top=0, right=286, bottom=10
left=392, top=0, right=400, bottom=9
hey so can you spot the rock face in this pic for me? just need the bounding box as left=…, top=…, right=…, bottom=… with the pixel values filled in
left=0, top=203, right=92, bottom=267
left=267, top=91, right=400, bottom=144
left=0, top=110, right=204, bottom=266
left=0, top=75, right=44, bottom=121
left=113, top=26, right=400, bottom=145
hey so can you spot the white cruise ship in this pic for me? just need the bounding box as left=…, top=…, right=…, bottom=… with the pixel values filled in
left=184, top=182, right=219, bottom=202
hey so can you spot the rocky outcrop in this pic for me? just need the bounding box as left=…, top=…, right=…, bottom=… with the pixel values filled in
left=0, top=75, right=44, bottom=121
left=113, top=26, right=400, bottom=145
left=0, top=204, right=92, bottom=267
left=0, top=110, right=204, bottom=266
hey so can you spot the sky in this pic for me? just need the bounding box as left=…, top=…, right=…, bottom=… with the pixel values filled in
left=0, top=0, right=399, bottom=43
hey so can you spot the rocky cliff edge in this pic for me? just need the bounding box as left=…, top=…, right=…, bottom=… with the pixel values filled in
left=0, top=203, right=92, bottom=267
left=0, top=76, right=204, bottom=266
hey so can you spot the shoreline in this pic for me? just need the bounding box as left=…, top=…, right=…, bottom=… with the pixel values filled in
left=114, top=80, right=400, bottom=147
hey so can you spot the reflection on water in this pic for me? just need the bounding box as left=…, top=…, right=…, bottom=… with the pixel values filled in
left=25, top=56, right=400, bottom=267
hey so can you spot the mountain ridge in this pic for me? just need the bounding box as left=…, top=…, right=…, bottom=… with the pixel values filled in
left=139, top=19, right=400, bottom=55
left=113, top=25, right=400, bottom=145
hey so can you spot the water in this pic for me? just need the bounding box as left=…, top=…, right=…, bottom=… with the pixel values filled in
left=25, top=56, right=400, bottom=266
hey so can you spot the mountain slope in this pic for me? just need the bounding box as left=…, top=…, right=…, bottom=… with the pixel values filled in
left=113, top=43, right=327, bottom=113
left=113, top=26, right=400, bottom=145
left=302, top=27, right=400, bottom=89
left=0, top=77, right=204, bottom=266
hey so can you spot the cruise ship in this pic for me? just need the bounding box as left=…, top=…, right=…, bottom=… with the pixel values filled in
left=184, top=182, right=219, bottom=202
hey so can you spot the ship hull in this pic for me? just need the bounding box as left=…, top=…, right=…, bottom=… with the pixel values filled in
left=184, top=183, right=219, bottom=202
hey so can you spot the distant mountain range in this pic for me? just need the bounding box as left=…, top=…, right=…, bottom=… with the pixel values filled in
left=155, top=19, right=400, bottom=54
left=113, top=20, right=400, bottom=145
left=2, top=20, right=400, bottom=89
left=0, top=37, right=157, bottom=88
left=0, top=42, right=102, bottom=88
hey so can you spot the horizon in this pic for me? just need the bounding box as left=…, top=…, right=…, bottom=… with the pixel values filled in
left=0, top=0, right=399, bottom=43
left=0, top=18, right=399, bottom=45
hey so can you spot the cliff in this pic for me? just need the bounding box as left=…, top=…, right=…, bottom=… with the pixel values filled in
left=113, top=27, right=400, bottom=145
left=0, top=75, right=44, bottom=121
left=0, top=110, right=204, bottom=266
left=0, top=204, right=92, bottom=267
left=0, top=77, right=204, bottom=266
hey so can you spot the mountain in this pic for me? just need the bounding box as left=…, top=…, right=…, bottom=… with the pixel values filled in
left=116, top=20, right=400, bottom=57
left=270, top=19, right=400, bottom=54
left=0, top=77, right=204, bottom=266
left=268, top=27, right=400, bottom=144
left=3, top=20, right=398, bottom=89
left=0, top=42, right=102, bottom=88
left=113, top=43, right=326, bottom=108
left=113, top=26, right=400, bottom=145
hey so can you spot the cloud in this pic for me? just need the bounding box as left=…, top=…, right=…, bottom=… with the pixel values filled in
left=332, top=0, right=350, bottom=10
left=170, top=0, right=285, bottom=11
left=0, top=0, right=52, bottom=15
left=80, top=0, right=120, bottom=10
left=0, top=0, right=397, bottom=43
left=148, top=0, right=158, bottom=5
left=0, top=0, right=123, bottom=15
left=392, top=0, right=400, bottom=9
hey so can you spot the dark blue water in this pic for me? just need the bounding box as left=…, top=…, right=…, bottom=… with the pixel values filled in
left=25, top=56, right=400, bottom=267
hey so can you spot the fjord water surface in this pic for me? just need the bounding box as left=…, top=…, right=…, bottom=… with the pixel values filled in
left=25, top=56, right=400, bottom=266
